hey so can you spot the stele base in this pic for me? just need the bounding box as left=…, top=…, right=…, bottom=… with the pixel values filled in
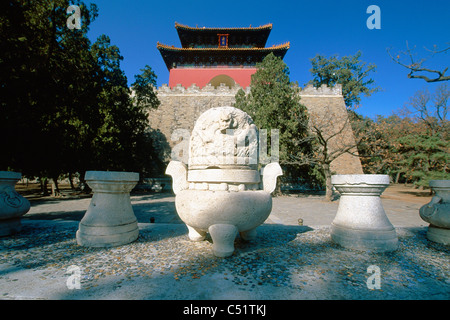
left=76, top=171, right=139, bottom=248
left=331, top=174, right=398, bottom=252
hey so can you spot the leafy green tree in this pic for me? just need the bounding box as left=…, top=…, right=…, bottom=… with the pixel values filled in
left=132, top=65, right=161, bottom=109
left=395, top=84, right=449, bottom=186
left=1, top=1, right=162, bottom=194
left=234, top=53, right=316, bottom=190
left=88, top=34, right=134, bottom=171
left=0, top=0, right=100, bottom=194
left=309, top=51, right=380, bottom=108
left=130, top=65, right=165, bottom=178
left=397, top=134, right=449, bottom=187
left=352, top=85, right=449, bottom=187
left=85, top=36, right=162, bottom=176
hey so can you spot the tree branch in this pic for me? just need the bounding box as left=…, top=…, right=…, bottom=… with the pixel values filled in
left=387, top=43, right=450, bottom=83
left=407, top=70, right=450, bottom=83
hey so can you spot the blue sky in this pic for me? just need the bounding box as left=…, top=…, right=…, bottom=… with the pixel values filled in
left=86, top=0, right=449, bottom=119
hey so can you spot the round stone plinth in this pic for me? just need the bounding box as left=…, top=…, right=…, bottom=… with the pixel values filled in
left=76, top=171, right=139, bottom=247
left=76, top=220, right=139, bottom=248
left=331, top=224, right=398, bottom=252
left=331, top=174, right=398, bottom=252
left=0, top=218, right=21, bottom=237
left=427, top=225, right=450, bottom=245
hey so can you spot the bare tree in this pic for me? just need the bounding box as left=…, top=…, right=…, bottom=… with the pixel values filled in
left=406, top=83, right=449, bottom=137
left=388, top=42, right=450, bottom=82
left=286, top=105, right=362, bottom=201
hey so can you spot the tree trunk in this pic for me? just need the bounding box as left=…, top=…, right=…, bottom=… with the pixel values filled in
left=51, top=175, right=61, bottom=197
left=68, top=172, right=76, bottom=190
left=273, top=177, right=282, bottom=196
left=395, top=171, right=400, bottom=184
left=323, top=163, right=333, bottom=201
left=40, top=177, right=49, bottom=196
left=78, top=171, right=91, bottom=194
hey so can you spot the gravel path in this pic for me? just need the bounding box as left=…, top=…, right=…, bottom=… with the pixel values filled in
left=0, top=190, right=448, bottom=300
left=0, top=217, right=448, bottom=300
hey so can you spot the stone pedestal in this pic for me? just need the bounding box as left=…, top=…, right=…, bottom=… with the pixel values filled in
left=419, top=180, right=450, bottom=245
left=331, top=174, right=398, bottom=252
left=0, top=171, right=30, bottom=236
left=76, top=171, right=139, bottom=247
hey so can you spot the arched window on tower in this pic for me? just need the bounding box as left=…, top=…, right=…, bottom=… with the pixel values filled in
left=208, top=74, right=236, bottom=89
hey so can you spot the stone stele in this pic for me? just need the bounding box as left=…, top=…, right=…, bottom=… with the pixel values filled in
left=331, top=174, right=398, bottom=252
left=166, top=106, right=282, bottom=257
left=76, top=171, right=139, bottom=247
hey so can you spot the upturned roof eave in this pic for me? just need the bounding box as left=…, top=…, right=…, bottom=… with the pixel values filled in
left=156, top=42, right=290, bottom=52
left=174, top=22, right=273, bottom=31
left=157, top=43, right=289, bottom=71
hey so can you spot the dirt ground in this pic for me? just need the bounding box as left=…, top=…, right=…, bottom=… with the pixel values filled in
left=380, top=183, right=433, bottom=205
left=15, top=182, right=91, bottom=202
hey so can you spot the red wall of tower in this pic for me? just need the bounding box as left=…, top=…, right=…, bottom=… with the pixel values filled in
left=168, top=68, right=257, bottom=89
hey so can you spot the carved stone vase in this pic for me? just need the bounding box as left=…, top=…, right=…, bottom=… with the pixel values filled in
left=166, top=106, right=282, bottom=257
left=76, top=171, right=139, bottom=247
left=331, top=174, right=398, bottom=252
left=0, top=171, right=30, bottom=236
left=419, top=180, right=450, bottom=245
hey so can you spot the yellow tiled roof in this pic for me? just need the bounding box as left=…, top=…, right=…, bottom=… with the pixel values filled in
left=174, top=22, right=273, bottom=31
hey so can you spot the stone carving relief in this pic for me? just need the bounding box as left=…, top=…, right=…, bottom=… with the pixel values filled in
left=189, top=106, right=258, bottom=169
left=0, top=187, right=24, bottom=208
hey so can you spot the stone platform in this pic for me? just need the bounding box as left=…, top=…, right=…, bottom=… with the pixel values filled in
left=0, top=190, right=448, bottom=300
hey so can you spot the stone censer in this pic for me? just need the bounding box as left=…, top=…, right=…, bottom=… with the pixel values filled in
left=419, top=180, right=450, bottom=245
left=166, top=106, right=282, bottom=257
